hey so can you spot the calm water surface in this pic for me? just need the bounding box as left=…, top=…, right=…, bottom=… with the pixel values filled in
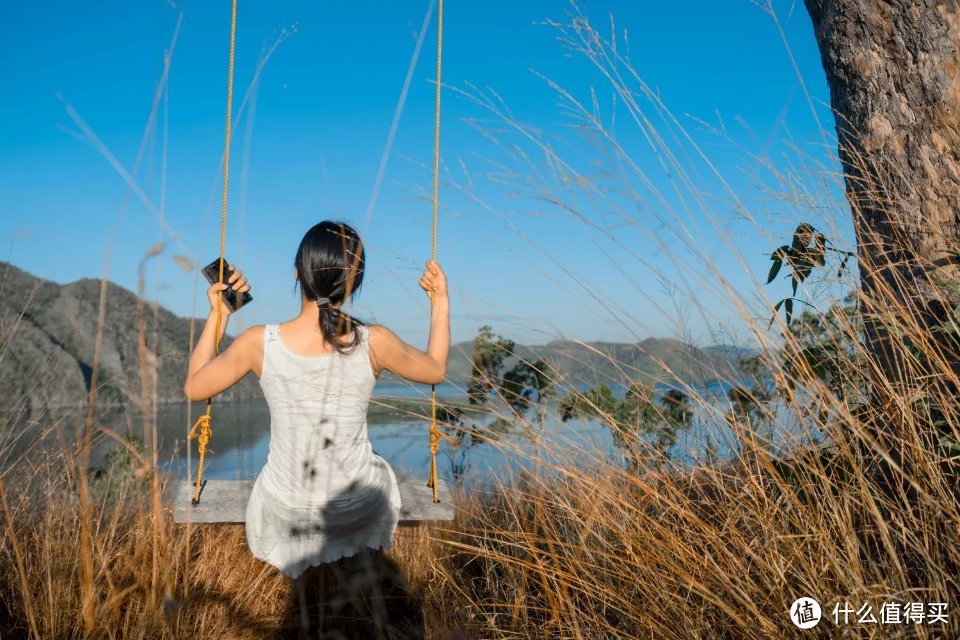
left=59, top=378, right=824, bottom=491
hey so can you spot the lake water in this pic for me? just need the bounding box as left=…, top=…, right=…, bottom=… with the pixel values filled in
left=30, top=377, right=827, bottom=491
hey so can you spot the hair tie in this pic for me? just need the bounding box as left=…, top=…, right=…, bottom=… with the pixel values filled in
left=316, top=297, right=331, bottom=308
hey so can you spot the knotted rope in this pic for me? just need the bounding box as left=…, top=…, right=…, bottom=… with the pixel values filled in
left=189, top=0, right=237, bottom=505
left=426, top=0, right=454, bottom=503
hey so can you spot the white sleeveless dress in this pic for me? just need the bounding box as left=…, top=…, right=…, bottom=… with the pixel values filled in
left=244, top=323, right=402, bottom=578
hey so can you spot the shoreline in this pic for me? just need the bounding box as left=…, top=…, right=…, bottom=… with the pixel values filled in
left=0, top=392, right=481, bottom=427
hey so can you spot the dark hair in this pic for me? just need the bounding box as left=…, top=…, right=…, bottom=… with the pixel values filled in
left=294, top=220, right=366, bottom=355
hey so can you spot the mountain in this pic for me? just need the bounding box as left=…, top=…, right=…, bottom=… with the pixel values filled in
left=516, top=337, right=753, bottom=388
left=0, top=262, right=758, bottom=419
left=0, top=262, right=260, bottom=420
left=378, top=336, right=755, bottom=391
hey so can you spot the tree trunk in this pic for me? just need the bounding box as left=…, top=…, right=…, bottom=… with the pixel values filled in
left=804, top=0, right=960, bottom=444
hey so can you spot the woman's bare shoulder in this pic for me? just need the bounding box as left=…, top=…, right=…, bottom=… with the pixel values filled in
left=366, top=323, right=400, bottom=344
left=233, top=325, right=267, bottom=376
left=233, top=325, right=267, bottom=352
left=365, top=324, right=401, bottom=372
left=239, top=324, right=268, bottom=339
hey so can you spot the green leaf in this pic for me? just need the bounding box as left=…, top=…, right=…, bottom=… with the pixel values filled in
left=837, top=255, right=849, bottom=279
left=784, top=298, right=794, bottom=325
left=882, top=324, right=904, bottom=338
left=791, top=223, right=815, bottom=250
left=938, top=435, right=960, bottom=453
left=813, top=233, right=826, bottom=266
left=766, top=258, right=783, bottom=284
left=768, top=299, right=786, bottom=329
left=933, top=321, right=960, bottom=335
left=933, top=277, right=960, bottom=292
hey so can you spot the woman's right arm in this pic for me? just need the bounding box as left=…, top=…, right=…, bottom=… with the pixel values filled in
left=368, top=260, right=449, bottom=384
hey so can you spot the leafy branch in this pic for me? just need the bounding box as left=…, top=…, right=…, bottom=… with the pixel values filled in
left=767, top=223, right=855, bottom=328
left=439, top=325, right=557, bottom=483
left=559, top=380, right=692, bottom=470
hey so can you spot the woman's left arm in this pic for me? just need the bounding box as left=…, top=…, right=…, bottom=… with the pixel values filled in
left=183, top=266, right=260, bottom=401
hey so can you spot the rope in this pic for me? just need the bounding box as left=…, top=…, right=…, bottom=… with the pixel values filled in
left=190, top=0, right=237, bottom=506
left=427, top=0, right=445, bottom=503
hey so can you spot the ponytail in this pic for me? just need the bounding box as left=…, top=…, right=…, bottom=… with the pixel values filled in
left=316, top=298, right=363, bottom=355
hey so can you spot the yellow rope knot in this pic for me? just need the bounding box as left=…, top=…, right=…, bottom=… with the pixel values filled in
left=428, top=417, right=458, bottom=454
left=188, top=409, right=213, bottom=504
left=188, top=412, right=212, bottom=450
left=426, top=381, right=457, bottom=503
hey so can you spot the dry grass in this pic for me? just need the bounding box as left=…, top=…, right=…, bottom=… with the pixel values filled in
left=1, top=402, right=957, bottom=639
left=0, top=458, right=463, bottom=639
left=430, top=437, right=960, bottom=638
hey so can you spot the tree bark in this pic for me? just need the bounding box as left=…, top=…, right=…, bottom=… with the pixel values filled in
left=804, top=0, right=960, bottom=442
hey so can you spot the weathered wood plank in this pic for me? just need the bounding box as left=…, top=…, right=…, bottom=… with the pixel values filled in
left=170, top=480, right=254, bottom=524
left=168, top=479, right=455, bottom=524
left=395, top=479, right=455, bottom=523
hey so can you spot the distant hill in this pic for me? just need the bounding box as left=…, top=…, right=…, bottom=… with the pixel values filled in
left=0, top=262, right=260, bottom=420
left=0, top=262, right=758, bottom=419
left=379, top=336, right=757, bottom=391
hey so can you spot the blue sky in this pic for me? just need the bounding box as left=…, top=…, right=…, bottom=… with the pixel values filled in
left=1, top=0, right=850, bottom=347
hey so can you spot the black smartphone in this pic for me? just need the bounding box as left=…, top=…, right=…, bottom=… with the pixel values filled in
left=202, top=257, right=253, bottom=313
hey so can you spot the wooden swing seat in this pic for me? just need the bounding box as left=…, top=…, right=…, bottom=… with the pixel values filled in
left=168, top=478, right=454, bottom=524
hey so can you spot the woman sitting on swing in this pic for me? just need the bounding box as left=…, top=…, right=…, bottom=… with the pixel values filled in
left=182, top=220, right=450, bottom=578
